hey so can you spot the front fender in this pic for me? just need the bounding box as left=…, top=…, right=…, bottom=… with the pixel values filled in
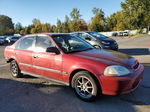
left=68, top=63, right=102, bottom=77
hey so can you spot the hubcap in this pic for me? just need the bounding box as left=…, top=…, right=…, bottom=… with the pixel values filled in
left=75, top=76, right=94, bottom=99
left=11, top=63, right=18, bottom=76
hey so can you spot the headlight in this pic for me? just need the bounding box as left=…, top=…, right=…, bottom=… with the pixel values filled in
left=104, top=65, right=130, bottom=76
left=101, top=41, right=110, bottom=45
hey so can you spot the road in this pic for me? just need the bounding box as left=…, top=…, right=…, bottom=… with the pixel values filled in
left=0, top=35, right=150, bottom=112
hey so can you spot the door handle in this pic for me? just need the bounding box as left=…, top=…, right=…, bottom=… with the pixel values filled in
left=33, top=55, right=39, bottom=58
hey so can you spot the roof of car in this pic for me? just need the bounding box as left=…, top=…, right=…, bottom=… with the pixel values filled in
left=72, top=31, right=92, bottom=33
left=24, top=33, right=70, bottom=37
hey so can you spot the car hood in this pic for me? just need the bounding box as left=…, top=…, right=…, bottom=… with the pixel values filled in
left=71, top=49, right=135, bottom=67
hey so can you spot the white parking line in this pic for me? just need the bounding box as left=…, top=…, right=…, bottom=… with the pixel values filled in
left=0, top=63, right=9, bottom=68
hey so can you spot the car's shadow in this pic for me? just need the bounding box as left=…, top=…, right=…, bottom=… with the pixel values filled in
left=1, top=70, right=150, bottom=112
left=118, top=48, right=150, bottom=56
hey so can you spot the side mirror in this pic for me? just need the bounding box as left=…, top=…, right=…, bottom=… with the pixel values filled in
left=46, top=47, right=60, bottom=54
left=85, top=37, right=91, bottom=41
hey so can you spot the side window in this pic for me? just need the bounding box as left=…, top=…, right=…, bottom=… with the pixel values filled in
left=73, top=33, right=79, bottom=37
left=78, top=33, right=84, bottom=39
left=35, top=36, right=54, bottom=52
left=79, top=33, right=91, bottom=40
left=16, top=36, right=34, bottom=50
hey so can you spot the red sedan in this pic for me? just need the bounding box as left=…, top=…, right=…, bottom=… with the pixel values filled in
left=4, top=33, right=144, bottom=101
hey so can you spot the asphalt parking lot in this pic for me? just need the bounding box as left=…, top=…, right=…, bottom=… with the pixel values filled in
left=0, top=35, right=150, bottom=112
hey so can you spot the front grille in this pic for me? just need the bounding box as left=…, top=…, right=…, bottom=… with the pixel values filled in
left=133, top=61, right=140, bottom=70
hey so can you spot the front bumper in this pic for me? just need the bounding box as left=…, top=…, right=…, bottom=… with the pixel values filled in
left=102, top=44, right=118, bottom=51
left=99, top=64, right=144, bottom=95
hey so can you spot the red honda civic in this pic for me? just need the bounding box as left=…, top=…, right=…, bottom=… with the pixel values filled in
left=4, top=33, right=144, bottom=101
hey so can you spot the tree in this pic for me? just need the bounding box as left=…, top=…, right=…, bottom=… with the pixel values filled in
left=88, top=8, right=106, bottom=32
left=30, top=28, right=36, bottom=34
left=76, top=20, right=88, bottom=31
left=32, top=18, right=41, bottom=25
left=62, top=15, right=71, bottom=33
left=15, top=22, right=23, bottom=34
left=92, top=8, right=104, bottom=16
left=0, top=15, right=14, bottom=35
left=56, top=19, right=63, bottom=33
left=70, top=8, right=82, bottom=21
left=106, top=11, right=126, bottom=31
left=42, top=23, right=51, bottom=33
left=121, top=0, right=150, bottom=29
left=31, top=18, right=42, bottom=33
left=69, top=19, right=88, bottom=32
left=20, top=25, right=33, bottom=35
left=51, top=25, right=57, bottom=32
left=69, top=8, right=88, bottom=32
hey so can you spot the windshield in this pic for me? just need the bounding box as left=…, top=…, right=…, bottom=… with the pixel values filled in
left=88, top=32, right=108, bottom=39
left=52, top=34, right=94, bottom=53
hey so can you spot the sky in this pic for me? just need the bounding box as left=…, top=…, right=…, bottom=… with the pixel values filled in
left=0, top=0, right=125, bottom=26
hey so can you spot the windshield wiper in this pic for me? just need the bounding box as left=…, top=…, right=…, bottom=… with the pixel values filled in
left=82, top=48, right=94, bottom=51
left=67, top=50, right=83, bottom=53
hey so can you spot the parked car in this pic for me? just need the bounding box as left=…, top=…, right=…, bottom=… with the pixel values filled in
left=148, top=31, right=150, bottom=35
left=72, top=31, right=118, bottom=50
left=4, top=33, right=144, bottom=101
left=0, top=37, right=5, bottom=45
left=6, top=36, right=20, bottom=44
left=118, top=32, right=124, bottom=36
left=122, top=31, right=129, bottom=36
left=112, top=32, right=118, bottom=36
left=5, top=36, right=12, bottom=43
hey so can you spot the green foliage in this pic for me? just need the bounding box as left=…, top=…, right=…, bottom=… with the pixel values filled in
left=70, top=8, right=82, bottom=21
left=69, top=20, right=88, bottom=32
left=62, top=16, right=71, bottom=33
left=121, top=0, right=150, bottom=29
left=106, top=11, right=126, bottom=31
left=88, top=8, right=105, bottom=32
left=0, top=15, right=14, bottom=35
left=15, top=22, right=23, bottom=34
left=92, top=8, right=104, bottom=16
left=56, top=19, right=63, bottom=33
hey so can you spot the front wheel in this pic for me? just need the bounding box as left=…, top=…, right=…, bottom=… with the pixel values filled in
left=71, top=71, right=98, bottom=101
left=10, top=60, right=22, bottom=78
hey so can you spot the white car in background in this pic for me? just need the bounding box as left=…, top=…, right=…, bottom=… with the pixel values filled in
left=148, top=31, right=150, bottom=35
left=122, top=31, right=129, bottom=36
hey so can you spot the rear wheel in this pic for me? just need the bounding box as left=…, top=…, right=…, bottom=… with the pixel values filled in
left=10, top=60, right=22, bottom=78
left=71, top=71, right=98, bottom=101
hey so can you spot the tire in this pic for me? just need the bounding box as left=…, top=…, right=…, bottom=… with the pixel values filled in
left=71, top=71, right=98, bottom=101
left=10, top=60, right=22, bottom=78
